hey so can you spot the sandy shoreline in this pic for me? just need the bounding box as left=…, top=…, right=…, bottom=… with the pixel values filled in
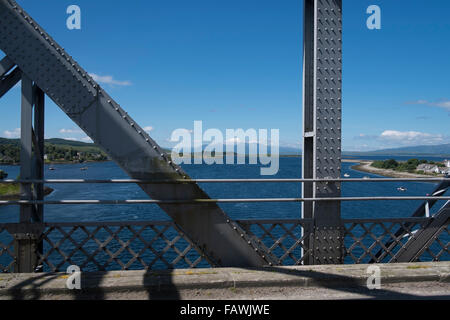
left=351, top=161, right=443, bottom=179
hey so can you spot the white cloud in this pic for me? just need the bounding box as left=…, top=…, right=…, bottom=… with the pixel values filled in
left=380, top=130, right=444, bottom=145
left=59, top=128, right=83, bottom=134
left=57, top=128, right=93, bottom=143
left=406, top=99, right=450, bottom=111
left=343, top=144, right=373, bottom=152
left=3, top=128, right=20, bottom=139
left=433, top=101, right=450, bottom=110
left=355, top=130, right=447, bottom=148
left=143, top=126, right=153, bottom=133
left=89, top=73, right=132, bottom=86
left=407, top=100, right=428, bottom=105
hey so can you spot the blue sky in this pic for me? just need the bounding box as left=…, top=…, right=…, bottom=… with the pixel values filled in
left=1, top=0, right=449, bottom=151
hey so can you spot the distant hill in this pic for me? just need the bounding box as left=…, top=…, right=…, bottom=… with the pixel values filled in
left=0, top=137, right=20, bottom=146
left=165, top=143, right=302, bottom=156
left=0, top=137, right=96, bottom=147
left=3, top=137, right=448, bottom=159
left=344, top=143, right=450, bottom=157
left=0, top=137, right=102, bottom=151
left=45, top=138, right=96, bottom=147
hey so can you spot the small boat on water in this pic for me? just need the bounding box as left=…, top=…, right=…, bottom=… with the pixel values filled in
left=397, top=187, right=407, bottom=192
left=49, top=167, right=55, bottom=171
left=344, top=173, right=350, bottom=178
left=80, top=167, right=88, bottom=171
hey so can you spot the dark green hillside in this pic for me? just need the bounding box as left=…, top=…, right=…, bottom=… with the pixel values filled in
left=0, top=138, right=108, bottom=164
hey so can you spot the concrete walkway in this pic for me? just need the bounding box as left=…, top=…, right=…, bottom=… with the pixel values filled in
left=0, top=262, right=448, bottom=300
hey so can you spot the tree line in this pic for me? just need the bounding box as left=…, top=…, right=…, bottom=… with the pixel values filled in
left=0, top=143, right=108, bottom=164
left=371, top=159, right=445, bottom=173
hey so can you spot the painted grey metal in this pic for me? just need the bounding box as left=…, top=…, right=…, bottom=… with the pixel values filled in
left=391, top=201, right=450, bottom=263
left=13, top=232, right=39, bottom=273
left=19, top=74, right=33, bottom=223
left=33, top=87, right=45, bottom=223
left=15, top=74, right=39, bottom=273
left=36, top=222, right=213, bottom=271
left=0, top=55, right=14, bottom=77
left=0, top=66, right=21, bottom=98
left=409, top=181, right=449, bottom=218
left=33, top=86, right=45, bottom=266
left=236, top=220, right=314, bottom=265
left=0, top=0, right=271, bottom=267
left=0, top=219, right=313, bottom=271
left=302, top=0, right=343, bottom=264
left=1, top=217, right=447, bottom=273
left=372, top=180, right=449, bottom=262
left=343, top=217, right=443, bottom=264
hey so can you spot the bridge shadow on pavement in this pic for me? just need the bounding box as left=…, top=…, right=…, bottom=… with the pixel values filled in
left=4, top=264, right=450, bottom=300
left=253, top=266, right=450, bottom=300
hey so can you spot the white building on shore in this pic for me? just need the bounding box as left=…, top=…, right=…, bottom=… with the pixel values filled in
left=444, top=159, right=450, bottom=168
left=417, top=163, right=440, bottom=174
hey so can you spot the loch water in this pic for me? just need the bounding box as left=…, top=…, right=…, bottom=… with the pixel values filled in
left=0, top=156, right=448, bottom=270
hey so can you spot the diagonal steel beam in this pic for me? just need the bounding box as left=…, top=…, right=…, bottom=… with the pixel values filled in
left=0, top=0, right=272, bottom=267
left=372, top=180, right=449, bottom=262
left=390, top=201, right=450, bottom=263
left=0, top=55, right=15, bottom=77
left=0, top=66, right=21, bottom=98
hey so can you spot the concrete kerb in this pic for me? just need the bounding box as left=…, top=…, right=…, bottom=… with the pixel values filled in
left=0, top=262, right=448, bottom=297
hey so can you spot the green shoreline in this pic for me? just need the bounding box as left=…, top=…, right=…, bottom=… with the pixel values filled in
left=350, top=161, right=445, bottom=179
left=0, top=185, right=54, bottom=200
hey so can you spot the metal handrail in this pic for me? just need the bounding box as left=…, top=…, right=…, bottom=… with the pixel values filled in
left=1, top=196, right=449, bottom=205
left=0, top=217, right=430, bottom=227
left=1, top=178, right=447, bottom=205
left=1, top=178, right=449, bottom=184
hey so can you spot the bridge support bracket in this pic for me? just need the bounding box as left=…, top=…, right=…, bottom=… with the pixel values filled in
left=13, top=233, right=39, bottom=273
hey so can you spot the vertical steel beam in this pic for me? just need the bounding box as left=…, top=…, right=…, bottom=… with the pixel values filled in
left=33, top=87, right=45, bottom=270
left=16, top=73, right=39, bottom=273
left=302, top=0, right=343, bottom=264
left=20, top=74, right=33, bottom=223
left=33, top=87, right=45, bottom=223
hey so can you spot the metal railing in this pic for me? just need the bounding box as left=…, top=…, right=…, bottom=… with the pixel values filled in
left=0, top=177, right=449, bottom=272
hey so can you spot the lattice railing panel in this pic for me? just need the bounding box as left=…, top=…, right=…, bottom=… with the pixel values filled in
left=38, top=222, right=211, bottom=272
left=0, top=226, right=14, bottom=273
left=236, top=219, right=313, bottom=265
left=0, top=218, right=448, bottom=273
left=343, top=218, right=440, bottom=264
left=415, top=224, right=450, bottom=262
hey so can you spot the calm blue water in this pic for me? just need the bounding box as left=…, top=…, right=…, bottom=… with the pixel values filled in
left=0, top=156, right=447, bottom=222
left=0, top=156, right=448, bottom=270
